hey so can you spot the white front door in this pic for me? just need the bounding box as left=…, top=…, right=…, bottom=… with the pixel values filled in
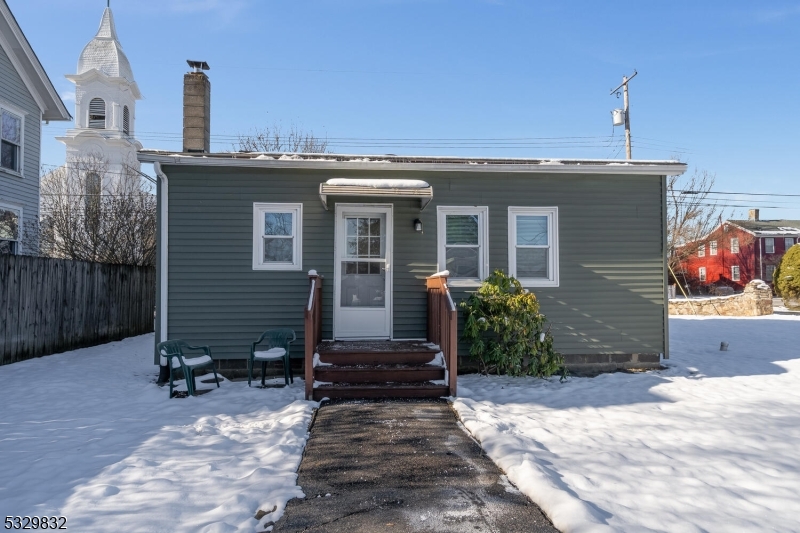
left=334, top=204, right=392, bottom=339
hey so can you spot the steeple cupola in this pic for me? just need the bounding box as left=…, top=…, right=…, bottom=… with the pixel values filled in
left=76, top=8, right=135, bottom=83
left=58, top=5, right=143, bottom=181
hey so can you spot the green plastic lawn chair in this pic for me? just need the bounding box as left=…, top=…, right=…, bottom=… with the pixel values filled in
left=157, top=340, right=221, bottom=398
left=249, top=329, right=296, bottom=387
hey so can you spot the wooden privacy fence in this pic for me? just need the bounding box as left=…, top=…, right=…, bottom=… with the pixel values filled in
left=0, top=254, right=156, bottom=365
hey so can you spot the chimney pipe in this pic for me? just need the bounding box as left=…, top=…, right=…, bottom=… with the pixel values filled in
left=748, top=209, right=759, bottom=221
left=183, top=60, right=210, bottom=153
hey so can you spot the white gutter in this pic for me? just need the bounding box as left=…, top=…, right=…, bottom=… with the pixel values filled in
left=154, top=161, right=168, bottom=362
left=138, top=153, right=687, bottom=176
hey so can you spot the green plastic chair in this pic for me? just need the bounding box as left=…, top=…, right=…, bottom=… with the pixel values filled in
left=249, top=329, right=296, bottom=387
left=157, top=340, right=221, bottom=398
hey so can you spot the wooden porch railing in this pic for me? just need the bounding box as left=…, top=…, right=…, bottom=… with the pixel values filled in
left=304, top=271, right=323, bottom=400
left=426, top=272, right=458, bottom=396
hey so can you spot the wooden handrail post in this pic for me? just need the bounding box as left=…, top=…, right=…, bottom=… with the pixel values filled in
left=426, top=271, right=457, bottom=397
left=304, top=271, right=322, bottom=401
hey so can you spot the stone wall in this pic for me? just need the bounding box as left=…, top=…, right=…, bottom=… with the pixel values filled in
left=669, top=280, right=773, bottom=316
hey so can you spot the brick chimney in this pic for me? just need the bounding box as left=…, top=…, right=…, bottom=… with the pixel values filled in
left=748, top=209, right=760, bottom=221
left=183, top=60, right=210, bottom=153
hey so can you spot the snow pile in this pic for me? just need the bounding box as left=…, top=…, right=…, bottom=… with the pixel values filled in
left=0, top=334, right=316, bottom=532
left=453, top=315, right=800, bottom=533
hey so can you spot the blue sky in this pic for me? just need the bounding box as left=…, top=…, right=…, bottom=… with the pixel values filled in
left=10, top=0, right=800, bottom=218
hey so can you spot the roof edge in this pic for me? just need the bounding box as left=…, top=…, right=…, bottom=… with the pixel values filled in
left=0, top=1, right=71, bottom=121
left=138, top=151, right=688, bottom=176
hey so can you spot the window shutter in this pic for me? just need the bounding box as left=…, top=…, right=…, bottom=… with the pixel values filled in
left=88, top=98, right=106, bottom=129
left=123, top=106, right=130, bottom=135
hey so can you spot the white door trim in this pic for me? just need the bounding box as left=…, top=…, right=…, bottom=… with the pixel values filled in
left=333, top=203, right=393, bottom=340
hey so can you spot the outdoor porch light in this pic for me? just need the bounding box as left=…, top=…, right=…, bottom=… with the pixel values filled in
left=414, top=219, right=423, bottom=233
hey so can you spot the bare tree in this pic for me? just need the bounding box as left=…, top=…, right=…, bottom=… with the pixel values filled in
left=667, top=168, right=728, bottom=277
left=32, top=153, right=156, bottom=266
left=235, top=124, right=329, bottom=154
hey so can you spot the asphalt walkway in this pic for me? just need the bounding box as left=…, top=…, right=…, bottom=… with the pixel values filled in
left=273, top=400, right=558, bottom=533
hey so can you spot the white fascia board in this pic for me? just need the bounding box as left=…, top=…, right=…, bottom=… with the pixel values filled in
left=66, top=71, right=143, bottom=99
left=138, top=153, right=688, bottom=176
left=0, top=4, right=70, bottom=121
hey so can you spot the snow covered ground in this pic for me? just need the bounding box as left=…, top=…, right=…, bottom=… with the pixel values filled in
left=0, top=334, right=315, bottom=532
left=454, top=315, right=800, bottom=533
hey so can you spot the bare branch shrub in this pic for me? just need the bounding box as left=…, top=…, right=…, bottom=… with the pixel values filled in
left=667, top=168, right=728, bottom=276
left=35, top=153, right=156, bottom=266
left=235, top=124, right=329, bottom=154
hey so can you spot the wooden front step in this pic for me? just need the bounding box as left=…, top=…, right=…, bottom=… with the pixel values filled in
left=313, top=383, right=450, bottom=401
left=315, top=365, right=444, bottom=384
left=317, top=340, right=439, bottom=365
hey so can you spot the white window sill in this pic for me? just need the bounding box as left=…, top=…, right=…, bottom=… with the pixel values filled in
left=447, top=279, right=483, bottom=288
left=0, top=168, right=23, bottom=179
left=253, top=264, right=303, bottom=272
left=519, top=279, right=560, bottom=288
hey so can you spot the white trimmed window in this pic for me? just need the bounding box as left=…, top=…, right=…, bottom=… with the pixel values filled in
left=252, top=203, right=302, bottom=270
left=437, top=206, right=489, bottom=284
left=697, top=244, right=705, bottom=257
left=123, top=106, right=130, bottom=135
left=0, top=203, right=21, bottom=255
left=730, top=237, right=739, bottom=254
left=709, top=240, right=718, bottom=256
left=508, top=206, right=559, bottom=287
left=766, top=264, right=776, bottom=282
left=1, top=105, right=23, bottom=174
left=698, top=267, right=706, bottom=282
left=785, top=237, right=794, bottom=251
left=731, top=265, right=740, bottom=282
left=765, top=238, right=775, bottom=254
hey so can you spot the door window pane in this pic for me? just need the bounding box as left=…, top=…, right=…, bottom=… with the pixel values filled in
left=446, top=215, right=479, bottom=245
left=446, top=247, right=479, bottom=278
left=516, top=248, right=548, bottom=278
left=340, top=262, right=385, bottom=308
left=346, top=216, right=384, bottom=258
left=517, top=216, right=548, bottom=246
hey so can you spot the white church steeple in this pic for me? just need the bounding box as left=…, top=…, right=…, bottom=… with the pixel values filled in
left=57, top=5, right=143, bottom=184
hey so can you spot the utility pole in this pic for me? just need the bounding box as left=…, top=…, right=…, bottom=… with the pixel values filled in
left=610, top=70, right=637, bottom=160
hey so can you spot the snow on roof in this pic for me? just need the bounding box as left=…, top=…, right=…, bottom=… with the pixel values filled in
left=139, top=150, right=687, bottom=176
left=326, top=178, right=430, bottom=189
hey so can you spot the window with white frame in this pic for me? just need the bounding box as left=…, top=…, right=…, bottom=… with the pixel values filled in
left=731, top=265, right=740, bottom=282
left=764, top=237, right=775, bottom=254
left=766, top=264, right=776, bottom=282
left=698, top=244, right=705, bottom=257
left=730, top=237, right=739, bottom=254
left=709, top=240, right=718, bottom=256
left=0, top=204, right=21, bottom=255
left=252, top=203, right=302, bottom=270
left=508, top=206, right=559, bottom=286
left=1, top=106, right=23, bottom=174
left=785, top=237, right=794, bottom=251
left=698, top=267, right=706, bottom=282
left=437, top=206, right=488, bottom=283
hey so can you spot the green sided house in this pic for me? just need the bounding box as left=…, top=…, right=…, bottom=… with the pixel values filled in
left=141, top=147, right=686, bottom=401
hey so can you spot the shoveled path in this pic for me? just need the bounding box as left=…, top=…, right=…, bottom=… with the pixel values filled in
left=273, top=400, right=558, bottom=533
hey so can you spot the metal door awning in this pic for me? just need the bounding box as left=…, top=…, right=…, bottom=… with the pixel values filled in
left=319, top=179, right=433, bottom=211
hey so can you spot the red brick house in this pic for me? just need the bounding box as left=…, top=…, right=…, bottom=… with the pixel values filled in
left=678, top=210, right=800, bottom=293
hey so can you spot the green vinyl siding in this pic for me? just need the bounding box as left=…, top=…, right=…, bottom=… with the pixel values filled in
left=163, top=165, right=666, bottom=360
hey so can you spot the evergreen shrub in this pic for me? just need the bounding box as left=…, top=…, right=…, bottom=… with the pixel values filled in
left=774, top=244, right=800, bottom=309
left=460, top=270, right=564, bottom=378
